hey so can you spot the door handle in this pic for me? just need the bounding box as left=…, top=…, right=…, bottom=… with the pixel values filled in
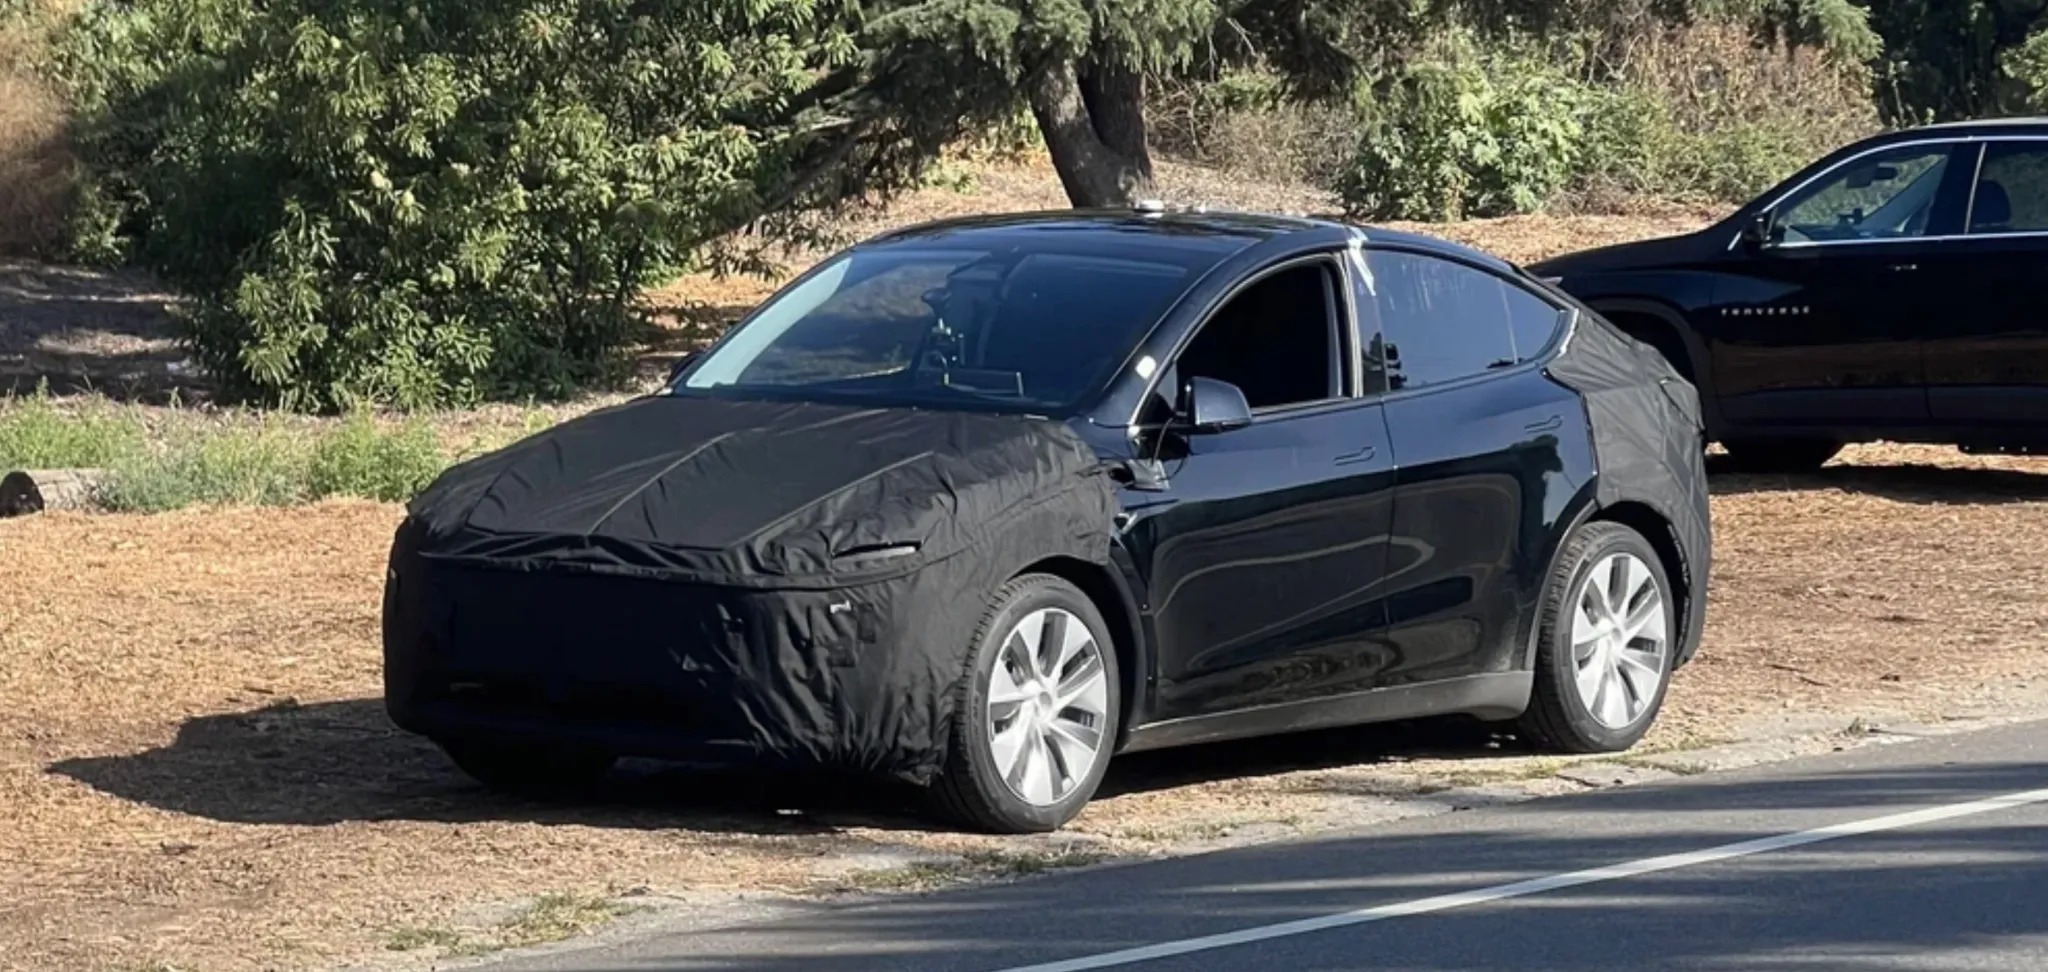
left=1889, top=263, right=1919, bottom=272
left=1524, top=414, right=1563, bottom=434
left=1334, top=444, right=1378, bottom=466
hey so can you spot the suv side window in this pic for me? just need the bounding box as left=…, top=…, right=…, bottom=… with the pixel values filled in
left=1366, top=250, right=1526, bottom=391
left=1777, top=145, right=1953, bottom=244
left=1968, top=142, right=2048, bottom=235
left=1171, top=259, right=1350, bottom=412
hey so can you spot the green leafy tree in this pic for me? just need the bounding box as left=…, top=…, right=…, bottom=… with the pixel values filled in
left=47, top=0, right=857, bottom=409
left=815, top=0, right=1883, bottom=209
left=1853, top=0, right=2048, bottom=120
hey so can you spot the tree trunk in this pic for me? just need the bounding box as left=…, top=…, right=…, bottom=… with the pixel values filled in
left=1079, top=61, right=1154, bottom=184
left=0, top=468, right=105, bottom=517
left=1027, top=59, right=1157, bottom=208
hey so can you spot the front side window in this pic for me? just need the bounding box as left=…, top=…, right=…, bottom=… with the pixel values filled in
left=1777, top=146, right=1952, bottom=244
left=1366, top=250, right=1521, bottom=390
left=681, top=245, right=1202, bottom=412
left=1969, top=142, right=2048, bottom=235
left=1174, top=261, right=1348, bottom=412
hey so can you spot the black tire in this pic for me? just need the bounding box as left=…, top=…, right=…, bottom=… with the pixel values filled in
left=1720, top=437, right=1841, bottom=473
left=1519, top=521, right=1676, bottom=754
left=931, top=574, right=1122, bottom=834
left=437, top=737, right=615, bottom=796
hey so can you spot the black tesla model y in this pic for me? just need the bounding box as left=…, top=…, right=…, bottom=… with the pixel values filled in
left=383, top=208, right=1712, bottom=832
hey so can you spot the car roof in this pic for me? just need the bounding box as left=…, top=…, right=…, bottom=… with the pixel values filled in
left=861, top=207, right=1522, bottom=274
left=1907, top=116, right=2048, bottom=135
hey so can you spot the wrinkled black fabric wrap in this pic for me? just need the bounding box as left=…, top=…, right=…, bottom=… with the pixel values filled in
left=382, top=396, right=1119, bottom=784
left=1551, top=317, right=1714, bottom=666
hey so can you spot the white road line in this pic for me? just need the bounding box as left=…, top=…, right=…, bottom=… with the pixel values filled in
left=992, top=786, right=2048, bottom=972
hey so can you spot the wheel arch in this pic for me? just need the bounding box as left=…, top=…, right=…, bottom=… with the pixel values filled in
left=1586, top=298, right=1727, bottom=440
left=1521, top=495, right=1694, bottom=672
left=1589, top=500, right=1694, bottom=668
left=1012, top=554, right=1149, bottom=751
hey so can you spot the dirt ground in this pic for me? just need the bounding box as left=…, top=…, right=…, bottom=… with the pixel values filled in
left=7, top=442, right=2048, bottom=972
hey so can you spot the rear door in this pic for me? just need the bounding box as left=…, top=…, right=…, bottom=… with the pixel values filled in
left=1922, top=138, right=2048, bottom=426
left=1712, top=142, right=1967, bottom=429
left=1367, top=247, right=1594, bottom=687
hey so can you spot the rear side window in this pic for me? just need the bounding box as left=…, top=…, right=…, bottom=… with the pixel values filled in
left=1367, top=250, right=1550, bottom=390
left=1968, top=142, right=2048, bottom=235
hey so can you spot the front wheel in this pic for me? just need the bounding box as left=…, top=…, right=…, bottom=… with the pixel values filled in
left=932, top=574, right=1121, bottom=833
left=1519, top=522, right=1676, bottom=753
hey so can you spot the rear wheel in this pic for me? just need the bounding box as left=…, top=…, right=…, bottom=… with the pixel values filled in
left=1520, top=521, right=1675, bottom=753
left=932, top=574, right=1120, bottom=833
left=1720, top=437, right=1840, bottom=473
left=437, top=738, right=615, bottom=795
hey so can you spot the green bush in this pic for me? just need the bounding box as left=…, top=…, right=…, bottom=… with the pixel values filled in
left=0, top=383, right=143, bottom=469
left=99, top=414, right=459, bottom=511
left=1336, top=20, right=1878, bottom=220
left=45, top=0, right=844, bottom=411
left=308, top=413, right=444, bottom=502
left=101, top=423, right=314, bottom=512
left=1340, top=50, right=1584, bottom=221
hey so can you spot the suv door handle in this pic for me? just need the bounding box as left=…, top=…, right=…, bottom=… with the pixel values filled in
left=1889, top=263, right=1919, bottom=272
left=1524, top=414, right=1563, bottom=434
left=1334, top=444, right=1377, bottom=466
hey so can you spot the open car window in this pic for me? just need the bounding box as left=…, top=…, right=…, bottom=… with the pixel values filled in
left=1778, top=146, right=1951, bottom=244
left=681, top=244, right=1203, bottom=413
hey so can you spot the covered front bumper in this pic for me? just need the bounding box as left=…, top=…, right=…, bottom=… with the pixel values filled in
left=381, top=531, right=974, bottom=784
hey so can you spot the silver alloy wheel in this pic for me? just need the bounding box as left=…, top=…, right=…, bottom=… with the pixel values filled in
left=1571, top=552, right=1670, bottom=730
left=985, top=607, right=1110, bottom=807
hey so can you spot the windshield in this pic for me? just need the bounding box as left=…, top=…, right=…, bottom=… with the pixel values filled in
left=677, top=244, right=1204, bottom=413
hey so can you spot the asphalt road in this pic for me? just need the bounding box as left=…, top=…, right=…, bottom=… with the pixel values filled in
left=493, top=720, right=2048, bottom=972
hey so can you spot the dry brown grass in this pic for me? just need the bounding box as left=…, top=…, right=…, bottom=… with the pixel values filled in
left=0, top=3, right=75, bottom=257
left=7, top=445, right=2048, bottom=972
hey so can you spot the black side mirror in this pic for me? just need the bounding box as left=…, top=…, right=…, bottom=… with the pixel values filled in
left=1181, top=376, right=1253, bottom=433
left=1740, top=211, right=1777, bottom=250
left=666, top=350, right=702, bottom=383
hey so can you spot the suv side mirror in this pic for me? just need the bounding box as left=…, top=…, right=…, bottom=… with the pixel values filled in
left=1740, top=210, right=1777, bottom=250
left=1181, top=376, right=1253, bottom=433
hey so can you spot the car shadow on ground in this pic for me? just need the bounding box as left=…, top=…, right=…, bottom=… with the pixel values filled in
left=47, top=698, right=1515, bottom=835
left=1706, top=457, right=2048, bottom=505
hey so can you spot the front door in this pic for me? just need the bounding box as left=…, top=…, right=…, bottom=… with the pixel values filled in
left=1711, top=142, right=1967, bottom=430
left=1120, top=255, right=1401, bottom=721
left=1922, top=139, right=2048, bottom=428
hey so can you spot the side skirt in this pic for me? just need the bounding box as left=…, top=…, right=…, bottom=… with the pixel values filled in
left=1117, top=672, right=1534, bottom=755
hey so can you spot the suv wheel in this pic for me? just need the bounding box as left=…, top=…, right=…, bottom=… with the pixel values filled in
left=1519, top=521, right=1675, bottom=753
left=1720, top=437, right=1840, bottom=473
left=932, top=574, right=1120, bottom=833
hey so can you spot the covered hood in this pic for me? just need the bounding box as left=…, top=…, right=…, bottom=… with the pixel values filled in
left=405, top=395, right=1113, bottom=586
left=1528, top=226, right=1724, bottom=279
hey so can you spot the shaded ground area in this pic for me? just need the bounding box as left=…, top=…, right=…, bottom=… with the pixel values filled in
left=6, top=444, right=2048, bottom=972
left=0, top=259, right=196, bottom=402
